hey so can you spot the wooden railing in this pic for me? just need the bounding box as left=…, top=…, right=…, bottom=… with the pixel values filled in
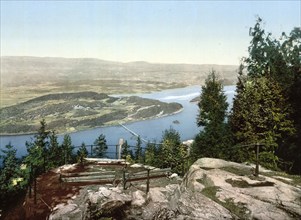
left=60, top=164, right=171, bottom=193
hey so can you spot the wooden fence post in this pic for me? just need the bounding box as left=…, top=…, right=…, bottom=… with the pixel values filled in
left=118, top=139, right=124, bottom=159
left=34, top=168, right=37, bottom=205
left=29, top=164, right=32, bottom=198
left=146, top=169, right=150, bottom=194
left=123, top=167, right=126, bottom=190
left=255, top=142, right=260, bottom=177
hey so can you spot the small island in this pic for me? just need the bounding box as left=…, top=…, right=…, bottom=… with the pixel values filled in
left=0, top=91, right=183, bottom=135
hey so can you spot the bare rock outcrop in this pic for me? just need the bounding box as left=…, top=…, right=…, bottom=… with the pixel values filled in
left=49, top=158, right=301, bottom=219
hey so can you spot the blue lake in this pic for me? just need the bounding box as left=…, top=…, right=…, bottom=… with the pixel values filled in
left=0, top=85, right=236, bottom=158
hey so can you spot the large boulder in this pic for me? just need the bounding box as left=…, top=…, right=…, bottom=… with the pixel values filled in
left=168, top=158, right=301, bottom=220
left=49, top=158, right=301, bottom=220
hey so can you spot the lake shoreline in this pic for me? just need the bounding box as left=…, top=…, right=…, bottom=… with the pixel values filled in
left=0, top=107, right=184, bottom=137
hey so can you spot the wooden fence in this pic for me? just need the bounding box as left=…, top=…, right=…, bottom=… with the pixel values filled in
left=60, top=166, right=171, bottom=193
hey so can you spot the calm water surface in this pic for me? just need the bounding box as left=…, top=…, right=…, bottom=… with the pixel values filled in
left=0, top=85, right=236, bottom=158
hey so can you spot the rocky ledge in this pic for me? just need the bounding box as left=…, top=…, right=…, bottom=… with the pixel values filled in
left=50, top=158, right=301, bottom=219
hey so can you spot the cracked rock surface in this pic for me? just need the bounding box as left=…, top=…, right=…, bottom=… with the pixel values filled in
left=50, top=158, right=301, bottom=219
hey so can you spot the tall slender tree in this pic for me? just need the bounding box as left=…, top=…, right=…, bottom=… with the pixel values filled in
left=61, top=134, right=74, bottom=164
left=134, top=136, right=143, bottom=163
left=144, top=142, right=157, bottom=166
left=160, top=127, right=186, bottom=173
left=230, top=18, right=297, bottom=170
left=77, top=143, right=88, bottom=164
left=121, top=140, right=133, bottom=160
left=93, top=134, right=108, bottom=158
left=192, top=71, right=230, bottom=160
left=25, top=119, right=50, bottom=174
left=48, top=131, right=63, bottom=167
left=0, top=143, right=26, bottom=212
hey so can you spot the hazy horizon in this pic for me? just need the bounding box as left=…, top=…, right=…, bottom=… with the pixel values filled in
left=1, top=55, right=240, bottom=66
left=1, top=1, right=300, bottom=66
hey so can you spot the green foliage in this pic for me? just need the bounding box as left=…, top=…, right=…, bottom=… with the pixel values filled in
left=230, top=77, right=294, bottom=168
left=159, top=127, right=187, bottom=174
left=77, top=143, right=88, bottom=164
left=192, top=71, right=231, bottom=161
left=25, top=119, right=50, bottom=174
left=134, top=136, right=143, bottom=163
left=121, top=141, right=133, bottom=160
left=48, top=131, right=64, bottom=167
left=230, top=18, right=298, bottom=171
left=62, top=134, right=74, bottom=164
left=144, top=142, right=157, bottom=166
left=93, top=134, right=108, bottom=158
left=197, top=71, right=228, bottom=127
left=0, top=143, right=28, bottom=211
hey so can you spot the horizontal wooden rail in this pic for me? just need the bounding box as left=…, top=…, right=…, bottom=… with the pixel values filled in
left=62, top=174, right=116, bottom=183
left=61, top=170, right=115, bottom=177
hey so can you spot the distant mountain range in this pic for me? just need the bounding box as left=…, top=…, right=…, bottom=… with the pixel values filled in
left=1, top=56, right=238, bottom=107
left=1, top=56, right=238, bottom=87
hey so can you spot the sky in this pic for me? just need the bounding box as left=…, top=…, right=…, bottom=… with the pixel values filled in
left=1, top=0, right=300, bottom=65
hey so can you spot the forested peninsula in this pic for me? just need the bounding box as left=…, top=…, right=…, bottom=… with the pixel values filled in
left=0, top=91, right=182, bottom=135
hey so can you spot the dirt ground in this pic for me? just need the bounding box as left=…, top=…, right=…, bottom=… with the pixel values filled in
left=3, top=162, right=175, bottom=220
left=3, top=162, right=123, bottom=220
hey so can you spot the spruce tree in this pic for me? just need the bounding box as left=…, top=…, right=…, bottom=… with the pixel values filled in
left=121, top=140, right=133, bottom=161
left=48, top=131, right=63, bottom=167
left=160, top=127, right=186, bottom=173
left=25, top=119, right=50, bottom=174
left=61, top=134, right=74, bottom=164
left=134, top=136, right=143, bottom=163
left=230, top=18, right=297, bottom=170
left=144, top=142, right=157, bottom=166
left=93, top=134, right=108, bottom=158
left=192, top=71, right=230, bottom=160
left=77, top=143, right=88, bottom=164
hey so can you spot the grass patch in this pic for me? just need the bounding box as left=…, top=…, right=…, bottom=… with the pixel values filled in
left=264, top=171, right=301, bottom=187
left=225, top=179, right=250, bottom=188
left=223, top=198, right=251, bottom=219
left=200, top=186, right=251, bottom=219
left=225, top=178, right=274, bottom=188
left=201, top=186, right=220, bottom=200
left=196, top=174, right=214, bottom=187
left=221, top=166, right=253, bottom=176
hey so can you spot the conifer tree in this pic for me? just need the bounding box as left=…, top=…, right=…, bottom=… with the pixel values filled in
left=121, top=140, right=133, bottom=161
left=25, top=119, right=50, bottom=174
left=144, top=142, right=157, bottom=166
left=192, top=71, right=230, bottom=160
left=230, top=18, right=297, bottom=170
left=48, top=131, right=63, bottom=167
left=0, top=143, right=25, bottom=212
left=93, top=134, right=108, bottom=158
left=134, top=136, right=143, bottom=163
left=160, top=127, right=186, bottom=173
left=61, top=134, right=74, bottom=164
left=77, top=143, right=88, bottom=164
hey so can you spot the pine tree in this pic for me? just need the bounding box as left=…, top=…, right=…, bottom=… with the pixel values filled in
left=0, top=143, right=27, bottom=211
left=134, top=136, right=143, bottom=163
left=48, top=131, right=63, bottom=167
left=25, top=119, right=50, bottom=174
left=93, top=134, right=108, bottom=158
left=61, top=134, right=74, bottom=164
left=192, top=71, right=230, bottom=160
left=230, top=18, right=297, bottom=170
left=230, top=77, right=295, bottom=169
left=160, top=127, right=186, bottom=173
left=144, top=142, right=157, bottom=166
left=77, top=143, right=88, bottom=164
